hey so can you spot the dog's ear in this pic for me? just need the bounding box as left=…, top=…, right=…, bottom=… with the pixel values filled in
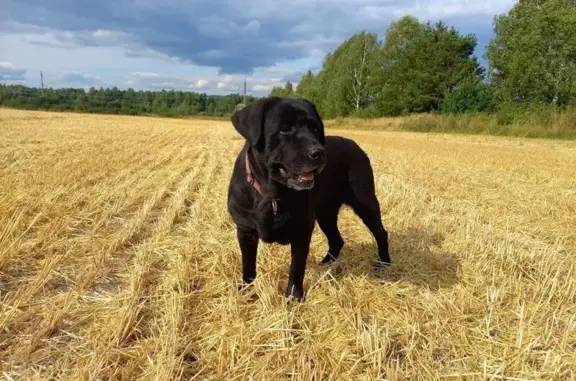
left=231, top=98, right=272, bottom=147
left=300, top=98, right=325, bottom=145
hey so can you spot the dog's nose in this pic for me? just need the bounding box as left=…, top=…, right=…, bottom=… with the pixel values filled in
left=308, top=147, right=325, bottom=161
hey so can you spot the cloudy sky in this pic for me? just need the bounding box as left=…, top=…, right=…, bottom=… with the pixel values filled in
left=0, top=0, right=515, bottom=96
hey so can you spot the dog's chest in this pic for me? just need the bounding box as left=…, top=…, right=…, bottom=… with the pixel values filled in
left=255, top=203, right=303, bottom=244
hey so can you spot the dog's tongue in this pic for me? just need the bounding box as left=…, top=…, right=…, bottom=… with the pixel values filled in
left=298, top=172, right=315, bottom=181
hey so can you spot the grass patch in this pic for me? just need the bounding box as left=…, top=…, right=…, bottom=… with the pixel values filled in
left=326, top=108, right=576, bottom=140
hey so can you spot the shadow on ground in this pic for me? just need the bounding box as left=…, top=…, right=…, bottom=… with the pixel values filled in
left=313, top=227, right=460, bottom=291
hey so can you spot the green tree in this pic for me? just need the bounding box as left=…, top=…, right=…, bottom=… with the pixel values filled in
left=440, top=75, right=496, bottom=114
left=269, top=81, right=295, bottom=97
left=486, top=0, right=576, bottom=107
left=294, top=70, right=317, bottom=101
left=312, top=31, right=381, bottom=118
left=378, top=16, right=483, bottom=115
left=377, top=16, right=427, bottom=115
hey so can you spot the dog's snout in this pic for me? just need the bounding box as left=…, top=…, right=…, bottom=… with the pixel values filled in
left=308, top=147, right=325, bottom=161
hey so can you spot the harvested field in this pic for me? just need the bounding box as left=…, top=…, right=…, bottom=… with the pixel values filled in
left=1, top=108, right=575, bottom=380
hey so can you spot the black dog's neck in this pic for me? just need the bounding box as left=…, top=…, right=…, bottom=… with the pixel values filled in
left=246, top=146, right=267, bottom=185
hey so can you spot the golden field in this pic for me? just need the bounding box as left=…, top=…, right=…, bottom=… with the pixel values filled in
left=0, top=108, right=575, bottom=381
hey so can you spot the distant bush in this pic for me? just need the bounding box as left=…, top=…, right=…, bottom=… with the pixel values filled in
left=440, top=76, right=497, bottom=114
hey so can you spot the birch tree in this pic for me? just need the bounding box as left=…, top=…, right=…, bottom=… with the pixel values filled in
left=309, top=31, right=381, bottom=118
left=344, top=32, right=381, bottom=112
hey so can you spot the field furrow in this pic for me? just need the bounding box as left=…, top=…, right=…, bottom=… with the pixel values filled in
left=68, top=151, right=209, bottom=381
left=0, top=146, right=198, bottom=346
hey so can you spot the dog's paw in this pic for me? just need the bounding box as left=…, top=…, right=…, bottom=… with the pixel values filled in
left=238, top=281, right=254, bottom=292
left=286, top=294, right=305, bottom=303
left=238, top=282, right=259, bottom=303
left=285, top=284, right=305, bottom=302
left=320, top=252, right=338, bottom=266
left=374, top=260, right=391, bottom=270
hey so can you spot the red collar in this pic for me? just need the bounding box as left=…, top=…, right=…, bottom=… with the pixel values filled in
left=245, top=150, right=280, bottom=214
left=245, top=150, right=264, bottom=195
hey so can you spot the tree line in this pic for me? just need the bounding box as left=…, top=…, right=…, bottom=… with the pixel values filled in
left=270, top=0, right=576, bottom=119
left=1, top=0, right=574, bottom=121
left=0, top=85, right=256, bottom=117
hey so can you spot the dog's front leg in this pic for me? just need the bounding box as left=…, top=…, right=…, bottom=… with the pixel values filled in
left=237, top=227, right=259, bottom=288
left=285, top=230, right=313, bottom=302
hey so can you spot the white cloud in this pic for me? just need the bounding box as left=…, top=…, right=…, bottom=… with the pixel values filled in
left=263, top=66, right=299, bottom=76
left=124, top=70, right=289, bottom=95
left=252, top=84, right=275, bottom=92
left=0, top=61, right=16, bottom=69
left=217, top=81, right=237, bottom=91
left=0, top=61, right=26, bottom=82
left=309, top=48, right=326, bottom=60
left=360, top=0, right=515, bottom=21
left=133, top=72, right=161, bottom=78
left=92, top=29, right=123, bottom=38
left=194, top=79, right=209, bottom=89
left=150, top=81, right=177, bottom=88
left=245, top=20, right=261, bottom=34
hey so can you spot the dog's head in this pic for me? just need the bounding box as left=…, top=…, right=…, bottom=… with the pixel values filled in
left=231, top=97, right=326, bottom=191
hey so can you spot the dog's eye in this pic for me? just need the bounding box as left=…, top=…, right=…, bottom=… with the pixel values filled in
left=279, top=125, right=293, bottom=134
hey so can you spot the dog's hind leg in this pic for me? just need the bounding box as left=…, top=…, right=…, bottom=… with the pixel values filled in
left=316, top=202, right=344, bottom=265
left=347, top=166, right=391, bottom=267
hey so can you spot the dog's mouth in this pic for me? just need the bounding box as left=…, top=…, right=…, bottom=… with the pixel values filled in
left=279, top=167, right=315, bottom=181
left=274, top=164, right=320, bottom=189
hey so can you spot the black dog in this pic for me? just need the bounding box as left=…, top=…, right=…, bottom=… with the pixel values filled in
left=227, top=97, right=390, bottom=301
